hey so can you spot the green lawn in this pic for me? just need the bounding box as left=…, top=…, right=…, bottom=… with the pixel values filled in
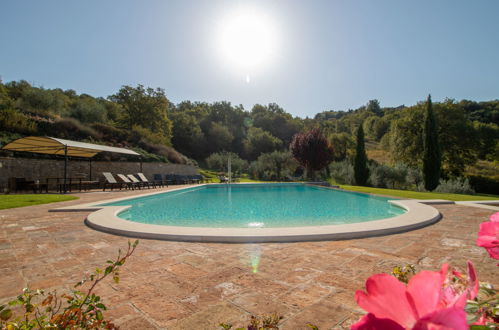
left=0, top=194, right=79, bottom=210
left=339, top=185, right=499, bottom=201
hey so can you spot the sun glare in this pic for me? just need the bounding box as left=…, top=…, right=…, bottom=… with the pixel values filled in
left=216, top=7, right=277, bottom=78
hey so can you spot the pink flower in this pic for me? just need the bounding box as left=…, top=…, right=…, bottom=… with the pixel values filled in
left=476, top=212, right=499, bottom=260
left=351, top=264, right=468, bottom=330
left=440, top=261, right=478, bottom=308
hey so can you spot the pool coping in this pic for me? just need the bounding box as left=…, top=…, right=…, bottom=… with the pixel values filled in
left=51, top=183, right=444, bottom=243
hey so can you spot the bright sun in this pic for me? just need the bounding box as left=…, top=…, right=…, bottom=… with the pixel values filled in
left=216, top=7, right=277, bottom=79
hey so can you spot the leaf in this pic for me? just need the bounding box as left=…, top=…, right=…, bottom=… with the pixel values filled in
left=113, top=275, right=120, bottom=284
left=96, top=303, right=106, bottom=309
left=105, top=266, right=114, bottom=275
left=306, top=324, right=319, bottom=330
left=96, top=310, right=103, bottom=321
left=25, top=303, right=34, bottom=313
left=469, top=326, right=488, bottom=330
left=0, top=308, right=12, bottom=321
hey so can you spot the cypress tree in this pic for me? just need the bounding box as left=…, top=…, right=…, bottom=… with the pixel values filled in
left=354, top=123, right=369, bottom=186
left=423, top=94, right=441, bottom=191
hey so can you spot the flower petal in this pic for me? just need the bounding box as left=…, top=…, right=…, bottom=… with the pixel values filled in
left=413, top=307, right=468, bottom=330
left=466, top=261, right=478, bottom=300
left=490, top=212, right=499, bottom=222
left=407, top=269, right=445, bottom=318
left=351, top=313, right=404, bottom=330
left=355, top=274, right=415, bottom=326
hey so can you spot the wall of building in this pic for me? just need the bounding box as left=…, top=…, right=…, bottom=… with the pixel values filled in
left=0, top=157, right=198, bottom=191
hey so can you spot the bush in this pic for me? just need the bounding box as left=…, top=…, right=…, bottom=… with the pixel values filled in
left=206, top=152, right=248, bottom=174
left=368, top=162, right=409, bottom=189
left=0, top=108, right=37, bottom=134
left=468, top=175, right=499, bottom=195
left=434, top=177, right=475, bottom=195
left=48, top=118, right=102, bottom=140
left=329, top=160, right=355, bottom=185
left=248, top=151, right=297, bottom=181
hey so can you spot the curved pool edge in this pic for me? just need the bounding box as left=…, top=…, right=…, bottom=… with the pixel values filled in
left=50, top=184, right=444, bottom=242
left=81, top=204, right=441, bottom=243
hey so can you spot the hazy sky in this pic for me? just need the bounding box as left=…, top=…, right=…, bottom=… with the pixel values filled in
left=1, top=0, right=498, bottom=117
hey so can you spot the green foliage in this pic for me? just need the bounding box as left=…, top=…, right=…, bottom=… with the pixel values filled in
left=70, top=95, right=107, bottom=124
left=329, top=160, right=355, bottom=185
left=468, top=175, right=499, bottom=195
left=170, top=112, right=205, bottom=158
left=423, top=95, right=441, bottom=191
left=434, top=177, right=475, bottom=195
left=0, top=109, right=37, bottom=134
left=205, top=152, right=248, bottom=174
left=249, top=151, right=298, bottom=181
left=354, top=124, right=369, bottom=186
left=339, top=185, right=499, bottom=201
left=465, top=283, right=499, bottom=327
left=0, top=240, right=138, bottom=329
left=244, top=127, right=282, bottom=160
left=109, top=84, right=173, bottom=145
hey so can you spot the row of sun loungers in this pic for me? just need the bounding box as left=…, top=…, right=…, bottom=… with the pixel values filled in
left=102, top=172, right=203, bottom=191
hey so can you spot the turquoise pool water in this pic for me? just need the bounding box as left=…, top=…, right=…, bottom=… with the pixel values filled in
left=100, top=183, right=405, bottom=228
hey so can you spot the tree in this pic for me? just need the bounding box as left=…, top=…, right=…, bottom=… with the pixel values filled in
left=243, top=126, right=282, bottom=160
left=205, top=152, right=247, bottom=174
left=423, top=95, right=441, bottom=191
left=290, top=128, right=334, bottom=179
left=354, top=124, right=369, bottom=186
left=249, top=151, right=298, bottom=181
left=109, top=85, right=173, bottom=145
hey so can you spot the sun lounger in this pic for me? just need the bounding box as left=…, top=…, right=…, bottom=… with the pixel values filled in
left=136, top=173, right=156, bottom=188
left=102, top=172, right=123, bottom=191
left=127, top=174, right=150, bottom=189
left=116, top=174, right=139, bottom=190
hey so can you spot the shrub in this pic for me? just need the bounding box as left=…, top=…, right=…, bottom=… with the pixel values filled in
left=48, top=118, right=102, bottom=140
left=329, top=160, right=355, bottom=185
left=206, top=152, right=248, bottom=174
left=248, top=151, right=297, bottom=181
left=0, top=108, right=37, bottom=134
left=434, top=177, right=475, bottom=195
left=368, top=162, right=408, bottom=189
left=468, top=175, right=499, bottom=195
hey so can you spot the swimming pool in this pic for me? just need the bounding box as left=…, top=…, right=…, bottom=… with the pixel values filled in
left=100, top=183, right=405, bottom=228
left=56, top=183, right=441, bottom=242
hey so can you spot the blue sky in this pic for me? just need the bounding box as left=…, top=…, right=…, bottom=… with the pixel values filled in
left=1, top=0, right=498, bottom=117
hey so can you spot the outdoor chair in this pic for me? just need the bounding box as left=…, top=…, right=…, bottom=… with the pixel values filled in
left=116, top=174, right=140, bottom=190
left=136, top=173, right=156, bottom=188
left=102, top=172, right=123, bottom=191
left=175, top=175, right=189, bottom=184
left=153, top=174, right=167, bottom=187
left=165, top=174, right=178, bottom=184
left=219, top=175, right=228, bottom=183
left=188, top=174, right=201, bottom=184
left=164, top=174, right=175, bottom=185
left=127, top=174, right=150, bottom=189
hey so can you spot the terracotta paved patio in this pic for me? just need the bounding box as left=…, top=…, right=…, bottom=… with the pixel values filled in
left=1, top=187, right=497, bottom=329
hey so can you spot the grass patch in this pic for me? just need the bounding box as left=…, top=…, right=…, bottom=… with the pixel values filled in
left=339, top=185, right=499, bottom=201
left=0, top=194, right=79, bottom=210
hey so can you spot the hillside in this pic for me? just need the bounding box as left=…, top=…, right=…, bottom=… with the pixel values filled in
left=1, top=80, right=498, bottom=181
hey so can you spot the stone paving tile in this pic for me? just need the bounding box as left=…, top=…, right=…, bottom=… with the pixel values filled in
left=0, top=188, right=497, bottom=329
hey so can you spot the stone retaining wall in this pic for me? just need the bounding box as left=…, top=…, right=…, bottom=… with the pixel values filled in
left=0, top=157, right=198, bottom=191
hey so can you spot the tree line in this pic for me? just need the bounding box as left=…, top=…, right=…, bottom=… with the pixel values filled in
left=0, top=79, right=497, bottom=186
